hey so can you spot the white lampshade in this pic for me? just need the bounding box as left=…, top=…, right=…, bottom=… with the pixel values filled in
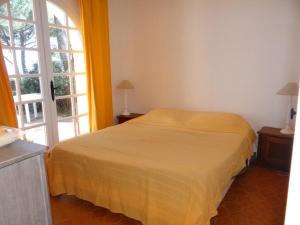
left=117, top=80, right=134, bottom=90
left=277, top=83, right=299, bottom=96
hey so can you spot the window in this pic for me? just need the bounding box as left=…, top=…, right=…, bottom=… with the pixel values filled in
left=0, top=0, right=89, bottom=146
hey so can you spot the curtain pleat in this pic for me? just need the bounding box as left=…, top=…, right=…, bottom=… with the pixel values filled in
left=0, top=45, right=17, bottom=127
left=79, top=0, right=113, bottom=131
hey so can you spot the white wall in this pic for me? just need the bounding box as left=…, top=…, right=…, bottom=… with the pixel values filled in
left=109, top=0, right=300, bottom=131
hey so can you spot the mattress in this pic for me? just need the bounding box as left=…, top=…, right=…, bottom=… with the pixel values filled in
left=47, top=109, right=256, bottom=225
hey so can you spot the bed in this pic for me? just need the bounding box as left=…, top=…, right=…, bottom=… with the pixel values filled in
left=47, top=109, right=256, bottom=225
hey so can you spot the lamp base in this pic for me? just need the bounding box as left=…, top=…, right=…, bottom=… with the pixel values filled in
left=280, top=128, right=294, bottom=135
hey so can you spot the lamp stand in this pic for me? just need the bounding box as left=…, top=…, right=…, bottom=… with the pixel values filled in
left=122, top=90, right=130, bottom=116
left=280, top=96, right=294, bottom=135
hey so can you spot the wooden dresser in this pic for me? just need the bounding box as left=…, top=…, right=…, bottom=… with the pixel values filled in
left=257, top=127, right=294, bottom=171
left=0, top=140, right=52, bottom=225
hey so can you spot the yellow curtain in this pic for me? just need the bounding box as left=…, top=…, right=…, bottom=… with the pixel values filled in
left=79, top=0, right=113, bottom=131
left=0, top=45, right=17, bottom=127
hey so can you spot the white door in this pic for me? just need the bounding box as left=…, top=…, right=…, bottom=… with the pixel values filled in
left=0, top=0, right=89, bottom=147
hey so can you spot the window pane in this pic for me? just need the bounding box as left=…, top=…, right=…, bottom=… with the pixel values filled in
left=3, top=49, right=15, bottom=75
left=22, top=101, right=44, bottom=126
left=0, top=3, right=8, bottom=16
left=54, top=75, right=70, bottom=96
left=20, top=77, right=41, bottom=101
left=70, top=53, right=84, bottom=73
left=9, top=78, right=17, bottom=96
left=68, top=17, right=75, bottom=28
left=25, top=126, right=47, bottom=145
left=47, top=1, right=66, bottom=26
left=13, top=22, right=37, bottom=48
left=9, top=78, right=18, bottom=102
left=51, top=52, right=68, bottom=73
left=16, top=50, right=39, bottom=74
left=69, top=30, right=83, bottom=51
left=49, top=27, right=68, bottom=50
left=74, top=75, right=87, bottom=94
left=58, top=119, right=75, bottom=141
left=78, top=116, right=89, bottom=135
left=0, top=19, right=11, bottom=46
left=16, top=105, right=22, bottom=127
left=56, top=98, right=72, bottom=118
left=76, top=95, right=88, bottom=115
left=10, top=0, right=34, bottom=21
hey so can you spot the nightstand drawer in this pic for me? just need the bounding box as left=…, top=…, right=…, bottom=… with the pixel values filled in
left=258, top=135, right=292, bottom=170
left=257, top=127, right=294, bottom=171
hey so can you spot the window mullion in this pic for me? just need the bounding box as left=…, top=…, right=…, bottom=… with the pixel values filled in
left=6, top=0, right=25, bottom=129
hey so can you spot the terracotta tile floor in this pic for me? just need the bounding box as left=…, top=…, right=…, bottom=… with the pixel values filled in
left=51, top=165, right=289, bottom=225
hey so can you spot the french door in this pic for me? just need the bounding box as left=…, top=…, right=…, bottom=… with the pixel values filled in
left=0, top=0, right=89, bottom=147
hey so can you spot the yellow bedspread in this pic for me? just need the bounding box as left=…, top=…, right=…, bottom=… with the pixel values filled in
left=47, top=109, right=256, bottom=225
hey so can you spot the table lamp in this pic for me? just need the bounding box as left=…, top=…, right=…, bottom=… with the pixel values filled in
left=277, top=82, right=299, bottom=134
left=117, top=80, right=134, bottom=116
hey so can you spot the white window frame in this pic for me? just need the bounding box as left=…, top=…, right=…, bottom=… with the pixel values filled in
left=0, top=0, right=89, bottom=147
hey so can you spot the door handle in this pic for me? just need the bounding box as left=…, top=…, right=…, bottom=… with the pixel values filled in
left=50, top=80, right=57, bottom=102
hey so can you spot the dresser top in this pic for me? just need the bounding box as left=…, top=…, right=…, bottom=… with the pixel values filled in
left=0, top=140, right=47, bottom=169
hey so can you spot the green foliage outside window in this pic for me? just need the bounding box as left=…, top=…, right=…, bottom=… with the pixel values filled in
left=0, top=0, right=70, bottom=96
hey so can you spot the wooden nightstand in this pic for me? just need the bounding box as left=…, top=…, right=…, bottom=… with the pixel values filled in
left=117, top=113, right=143, bottom=124
left=257, top=127, right=294, bottom=171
